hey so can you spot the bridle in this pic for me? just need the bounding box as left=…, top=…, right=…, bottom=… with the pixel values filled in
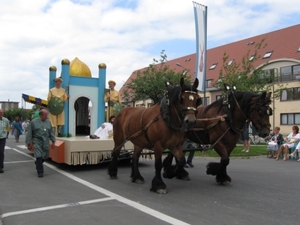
left=249, top=102, right=272, bottom=130
left=179, top=90, right=199, bottom=117
left=161, top=88, right=200, bottom=132
left=223, top=84, right=271, bottom=134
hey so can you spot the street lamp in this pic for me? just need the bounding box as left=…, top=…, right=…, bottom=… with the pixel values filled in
left=176, top=63, right=188, bottom=76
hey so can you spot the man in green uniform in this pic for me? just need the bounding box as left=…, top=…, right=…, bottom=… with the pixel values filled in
left=26, top=109, right=56, bottom=177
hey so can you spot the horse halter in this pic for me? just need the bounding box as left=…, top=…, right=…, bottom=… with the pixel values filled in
left=179, top=90, right=200, bottom=116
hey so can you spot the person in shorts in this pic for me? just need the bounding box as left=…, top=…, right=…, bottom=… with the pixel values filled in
left=241, top=122, right=250, bottom=153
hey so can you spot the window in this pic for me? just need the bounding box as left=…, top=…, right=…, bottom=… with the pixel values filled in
left=209, top=63, right=217, bottom=70
left=249, top=55, right=255, bottom=61
left=281, top=113, right=300, bottom=125
left=206, top=79, right=212, bottom=88
left=263, top=51, right=273, bottom=59
left=227, top=59, right=234, bottom=66
left=203, top=97, right=210, bottom=106
left=262, top=69, right=275, bottom=83
left=280, top=64, right=300, bottom=81
left=280, top=87, right=300, bottom=101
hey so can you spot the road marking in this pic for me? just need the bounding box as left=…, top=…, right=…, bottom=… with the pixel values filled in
left=1, top=197, right=113, bottom=218
left=3, top=147, right=190, bottom=225
left=5, top=160, right=33, bottom=164
left=17, top=145, right=28, bottom=149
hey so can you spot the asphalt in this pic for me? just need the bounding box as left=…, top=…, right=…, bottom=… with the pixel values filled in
left=1, top=135, right=300, bottom=225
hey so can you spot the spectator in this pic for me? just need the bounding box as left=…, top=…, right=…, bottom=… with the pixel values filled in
left=0, top=109, right=10, bottom=173
left=11, top=116, right=23, bottom=142
left=275, top=126, right=300, bottom=161
left=289, top=140, right=300, bottom=161
left=267, top=126, right=283, bottom=158
left=22, top=119, right=29, bottom=133
left=241, top=121, right=250, bottom=153
left=183, top=139, right=198, bottom=168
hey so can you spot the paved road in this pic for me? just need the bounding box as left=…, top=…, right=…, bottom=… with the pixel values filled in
left=1, top=135, right=299, bottom=225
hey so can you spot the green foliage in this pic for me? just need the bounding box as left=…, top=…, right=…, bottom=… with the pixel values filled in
left=123, top=50, right=191, bottom=104
left=4, top=108, right=34, bottom=122
left=214, top=39, right=285, bottom=98
left=194, top=144, right=268, bottom=157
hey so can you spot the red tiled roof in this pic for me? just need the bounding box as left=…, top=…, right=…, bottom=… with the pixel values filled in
left=120, top=24, right=300, bottom=95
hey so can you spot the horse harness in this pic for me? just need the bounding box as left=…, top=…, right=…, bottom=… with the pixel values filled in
left=189, top=94, right=248, bottom=149
left=115, top=89, right=199, bottom=150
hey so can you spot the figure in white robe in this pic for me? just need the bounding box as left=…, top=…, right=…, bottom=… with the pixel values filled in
left=93, top=122, right=113, bottom=139
left=89, top=115, right=115, bottom=139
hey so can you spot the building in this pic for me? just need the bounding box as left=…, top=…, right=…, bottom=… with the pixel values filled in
left=120, top=24, right=300, bottom=134
left=0, top=101, right=19, bottom=111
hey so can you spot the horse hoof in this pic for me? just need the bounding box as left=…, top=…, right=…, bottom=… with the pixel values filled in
left=134, top=179, right=145, bottom=184
left=150, top=188, right=168, bottom=194
left=217, top=180, right=232, bottom=186
left=176, top=175, right=191, bottom=181
left=110, top=175, right=118, bottom=180
left=156, top=189, right=168, bottom=194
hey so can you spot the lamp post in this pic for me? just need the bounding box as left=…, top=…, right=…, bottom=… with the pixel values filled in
left=176, top=63, right=188, bottom=76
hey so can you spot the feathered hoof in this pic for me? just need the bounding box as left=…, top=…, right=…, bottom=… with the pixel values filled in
left=150, top=187, right=168, bottom=194
left=110, top=175, right=118, bottom=180
left=134, top=179, right=145, bottom=184
left=216, top=176, right=232, bottom=186
left=156, top=189, right=168, bottom=194
left=218, top=180, right=232, bottom=186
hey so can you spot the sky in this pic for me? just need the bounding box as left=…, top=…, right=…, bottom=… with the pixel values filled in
left=1, top=0, right=300, bottom=109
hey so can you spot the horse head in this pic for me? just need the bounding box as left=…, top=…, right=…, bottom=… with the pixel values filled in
left=179, top=77, right=201, bottom=129
left=248, top=92, right=272, bottom=138
left=162, top=77, right=200, bottom=131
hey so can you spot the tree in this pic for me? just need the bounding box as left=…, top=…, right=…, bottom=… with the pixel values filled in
left=123, top=50, right=191, bottom=104
left=4, top=108, right=33, bottom=122
left=214, top=39, right=284, bottom=98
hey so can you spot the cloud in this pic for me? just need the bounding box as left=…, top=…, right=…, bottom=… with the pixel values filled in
left=0, top=0, right=299, bottom=109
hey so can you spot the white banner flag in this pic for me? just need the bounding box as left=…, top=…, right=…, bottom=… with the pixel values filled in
left=193, top=2, right=207, bottom=92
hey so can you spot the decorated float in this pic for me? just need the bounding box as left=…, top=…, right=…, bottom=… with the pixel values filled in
left=23, top=57, right=134, bottom=165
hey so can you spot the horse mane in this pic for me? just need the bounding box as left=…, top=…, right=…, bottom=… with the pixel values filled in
left=203, top=91, right=263, bottom=114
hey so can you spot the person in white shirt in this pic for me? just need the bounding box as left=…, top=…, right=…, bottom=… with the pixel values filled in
left=276, top=126, right=300, bottom=161
left=22, top=119, right=29, bottom=133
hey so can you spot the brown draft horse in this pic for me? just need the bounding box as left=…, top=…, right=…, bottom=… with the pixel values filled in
left=163, top=87, right=272, bottom=185
left=107, top=77, right=201, bottom=194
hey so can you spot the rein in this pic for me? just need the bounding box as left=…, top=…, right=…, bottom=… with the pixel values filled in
left=226, top=94, right=248, bottom=134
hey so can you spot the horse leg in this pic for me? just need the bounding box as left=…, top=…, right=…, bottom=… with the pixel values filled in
left=163, top=152, right=189, bottom=180
left=174, top=156, right=190, bottom=181
left=150, top=151, right=167, bottom=194
left=107, top=145, right=122, bottom=179
left=206, top=157, right=231, bottom=185
left=131, top=146, right=145, bottom=184
left=162, top=153, right=177, bottom=179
